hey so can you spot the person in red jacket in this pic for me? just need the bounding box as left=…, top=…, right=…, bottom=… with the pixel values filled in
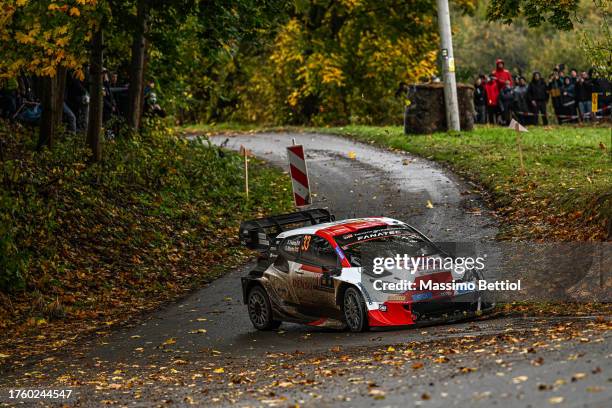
left=484, top=75, right=500, bottom=124
left=492, top=58, right=513, bottom=92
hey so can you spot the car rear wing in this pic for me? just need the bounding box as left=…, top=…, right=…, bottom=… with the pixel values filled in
left=239, top=209, right=334, bottom=252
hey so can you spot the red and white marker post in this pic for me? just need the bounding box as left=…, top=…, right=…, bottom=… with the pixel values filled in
left=286, top=144, right=311, bottom=207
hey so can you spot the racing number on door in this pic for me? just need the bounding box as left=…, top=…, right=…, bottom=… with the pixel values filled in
left=301, top=235, right=311, bottom=252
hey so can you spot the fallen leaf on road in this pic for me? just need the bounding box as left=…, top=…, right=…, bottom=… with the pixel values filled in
left=512, top=375, right=528, bottom=384
left=348, top=151, right=356, bottom=160
left=162, top=338, right=176, bottom=346
left=188, top=329, right=207, bottom=334
left=426, top=200, right=434, bottom=209
left=571, top=372, right=586, bottom=381
left=368, top=389, right=385, bottom=399
left=213, top=367, right=224, bottom=373
left=412, top=362, right=424, bottom=369
left=548, top=396, right=564, bottom=404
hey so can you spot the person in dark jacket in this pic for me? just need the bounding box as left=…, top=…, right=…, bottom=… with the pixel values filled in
left=575, top=72, right=593, bottom=121
left=513, top=76, right=529, bottom=125
left=102, top=69, right=117, bottom=123
left=560, top=76, right=577, bottom=123
left=548, top=70, right=562, bottom=123
left=65, top=71, right=89, bottom=132
left=0, top=78, right=18, bottom=119
left=499, top=80, right=515, bottom=125
left=569, top=69, right=578, bottom=84
left=473, top=75, right=487, bottom=124
left=527, top=71, right=549, bottom=125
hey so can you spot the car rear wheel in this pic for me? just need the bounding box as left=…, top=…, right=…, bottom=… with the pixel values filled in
left=343, top=287, right=368, bottom=332
left=247, top=286, right=281, bottom=331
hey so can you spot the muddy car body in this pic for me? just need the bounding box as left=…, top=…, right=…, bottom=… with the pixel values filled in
left=240, top=209, right=491, bottom=332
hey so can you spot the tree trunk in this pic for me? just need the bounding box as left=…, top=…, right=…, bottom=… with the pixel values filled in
left=38, top=76, right=57, bottom=149
left=127, top=0, right=148, bottom=131
left=87, top=28, right=103, bottom=162
left=54, top=66, right=67, bottom=129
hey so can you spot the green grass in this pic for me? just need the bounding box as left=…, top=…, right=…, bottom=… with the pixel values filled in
left=307, top=125, right=611, bottom=240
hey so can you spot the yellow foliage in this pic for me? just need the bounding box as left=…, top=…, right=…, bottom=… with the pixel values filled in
left=69, top=7, right=81, bottom=17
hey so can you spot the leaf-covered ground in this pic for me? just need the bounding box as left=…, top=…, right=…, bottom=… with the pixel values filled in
left=3, top=311, right=609, bottom=406
left=0, top=122, right=292, bottom=360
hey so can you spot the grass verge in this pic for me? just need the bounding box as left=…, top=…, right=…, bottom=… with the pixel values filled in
left=307, top=125, right=611, bottom=241
left=0, top=121, right=292, bottom=361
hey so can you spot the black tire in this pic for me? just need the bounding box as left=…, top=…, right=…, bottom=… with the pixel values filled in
left=343, top=287, right=369, bottom=332
left=247, top=285, right=281, bottom=331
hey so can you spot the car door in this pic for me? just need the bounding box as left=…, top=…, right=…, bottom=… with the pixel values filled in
left=293, top=235, right=339, bottom=310
left=269, top=235, right=303, bottom=306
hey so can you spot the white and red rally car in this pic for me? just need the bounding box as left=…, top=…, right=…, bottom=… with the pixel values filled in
left=240, top=209, right=491, bottom=332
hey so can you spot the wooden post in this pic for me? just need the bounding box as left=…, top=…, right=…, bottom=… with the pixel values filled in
left=515, top=122, right=526, bottom=176
left=245, top=150, right=249, bottom=198
left=241, top=145, right=249, bottom=199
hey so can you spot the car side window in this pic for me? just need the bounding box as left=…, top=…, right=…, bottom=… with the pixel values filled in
left=300, top=235, right=338, bottom=267
left=280, top=235, right=302, bottom=260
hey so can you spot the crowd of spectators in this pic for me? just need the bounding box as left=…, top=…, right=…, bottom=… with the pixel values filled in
left=473, top=59, right=611, bottom=126
left=0, top=69, right=165, bottom=134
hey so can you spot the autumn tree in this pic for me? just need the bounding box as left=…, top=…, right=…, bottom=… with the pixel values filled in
left=487, top=0, right=611, bottom=76
left=0, top=0, right=105, bottom=148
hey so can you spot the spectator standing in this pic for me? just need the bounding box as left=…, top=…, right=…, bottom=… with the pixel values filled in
left=513, top=76, right=529, bottom=125
left=575, top=72, right=593, bottom=121
left=102, top=69, right=117, bottom=123
left=473, top=75, right=487, bottom=124
left=569, top=69, right=578, bottom=84
left=499, top=80, right=515, bottom=125
left=65, top=71, right=89, bottom=132
left=527, top=71, right=549, bottom=125
left=548, top=70, right=562, bottom=123
left=492, top=59, right=513, bottom=92
left=560, top=76, right=577, bottom=123
left=485, top=75, right=500, bottom=124
left=0, top=77, right=18, bottom=119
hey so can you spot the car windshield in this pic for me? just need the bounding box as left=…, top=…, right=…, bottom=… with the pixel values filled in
left=336, top=227, right=439, bottom=267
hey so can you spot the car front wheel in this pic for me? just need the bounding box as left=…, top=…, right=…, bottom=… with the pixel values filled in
left=343, top=287, right=369, bottom=332
left=247, top=285, right=281, bottom=331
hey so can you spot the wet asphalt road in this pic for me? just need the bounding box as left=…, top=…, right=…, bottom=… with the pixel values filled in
left=83, top=132, right=500, bottom=362
left=1, top=132, right=609, bottom=407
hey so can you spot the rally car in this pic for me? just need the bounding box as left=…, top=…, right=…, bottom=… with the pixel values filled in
left=239, top=209, right=491, bottom=332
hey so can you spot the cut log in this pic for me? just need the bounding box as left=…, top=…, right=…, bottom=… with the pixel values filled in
left=403, top=82, right=474, bottom=134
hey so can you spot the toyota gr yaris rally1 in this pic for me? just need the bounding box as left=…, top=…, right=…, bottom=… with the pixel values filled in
left=239, top=209, right=492, bottom=332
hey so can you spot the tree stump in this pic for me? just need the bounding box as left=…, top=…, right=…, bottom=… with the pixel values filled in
left=403, top=83, right=474, bottom=134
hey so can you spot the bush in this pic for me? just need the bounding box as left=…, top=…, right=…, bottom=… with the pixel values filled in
left=0, top=120, right=292, bottom=328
